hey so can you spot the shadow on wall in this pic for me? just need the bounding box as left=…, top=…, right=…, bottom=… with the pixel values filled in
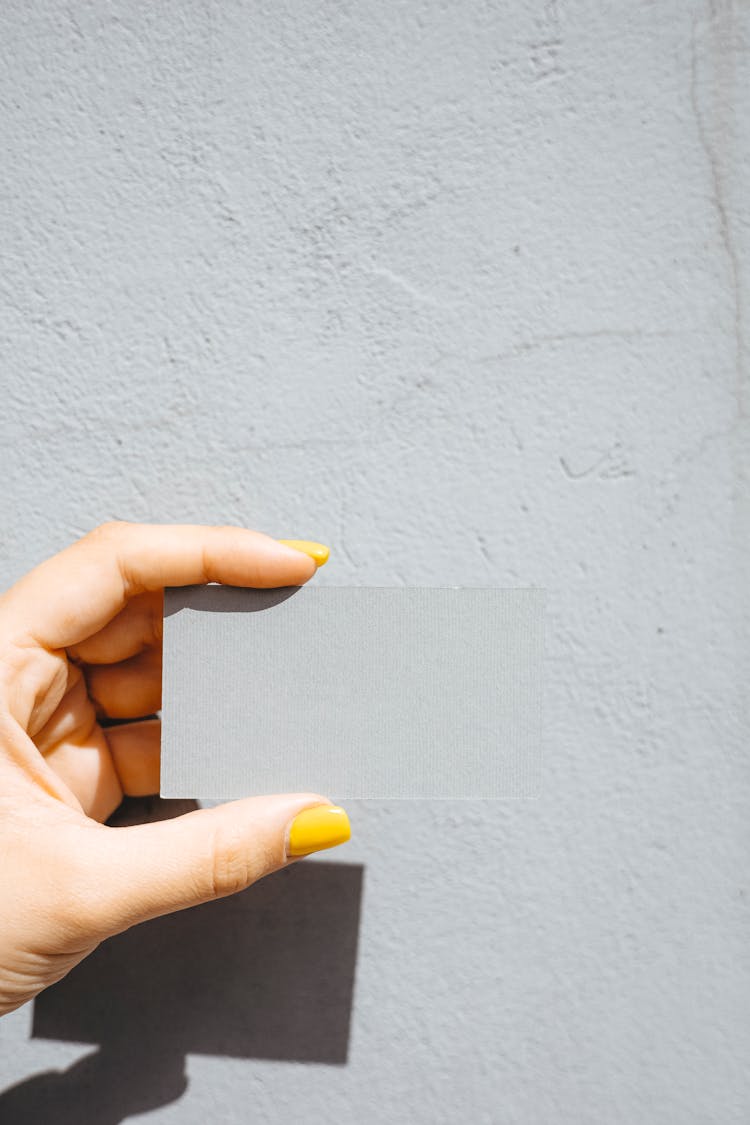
left=0, top=798, right=364, bottom=1125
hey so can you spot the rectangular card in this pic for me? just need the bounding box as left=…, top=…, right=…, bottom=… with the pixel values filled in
left=161, top=586, right=544, bottom=799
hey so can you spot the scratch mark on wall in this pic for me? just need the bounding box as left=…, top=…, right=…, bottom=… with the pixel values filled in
left=474, top=327, right=678, bottom=366
left=560, top=443, right=635, bottom=482
left=475, top=531, right=494, bottom=566
left=559, top=454, right=605, bottom=480
left=369, top=265, right=457, bottom=312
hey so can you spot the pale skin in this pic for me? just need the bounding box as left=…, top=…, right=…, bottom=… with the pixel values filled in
left=0, top=522, right=335, bottom=1015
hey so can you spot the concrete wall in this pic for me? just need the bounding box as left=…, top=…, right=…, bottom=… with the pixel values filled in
left=1, top=1, right=748, bottom=1120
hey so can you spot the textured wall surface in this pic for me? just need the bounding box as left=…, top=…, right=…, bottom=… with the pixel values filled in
left=0, top=1, right=748, bottom=1121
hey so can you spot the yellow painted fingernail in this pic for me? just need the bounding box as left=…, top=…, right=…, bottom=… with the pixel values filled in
left=278, top=539, right=330, bottom=567
left=287, top=805, right=351, bottom=856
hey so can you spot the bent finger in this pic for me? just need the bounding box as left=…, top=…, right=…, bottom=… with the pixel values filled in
left=106, top=718, right=161, bottom=797
left=86, top=648, right=162, bottom=719
left=1, top=522, right=322, bottom=650
left=69, top=592, right=162, bottom=665
left=43, top=725, right=123, bottom=822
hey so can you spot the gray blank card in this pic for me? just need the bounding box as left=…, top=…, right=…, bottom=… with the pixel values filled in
left=161, top=586, right=544, bottom=799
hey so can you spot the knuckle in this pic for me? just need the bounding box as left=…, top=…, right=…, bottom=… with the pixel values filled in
left=94, top=520, right=131, bottom=538
left=84, top=520, right=131, bottom=548
left=207, top=823, right=253, bottom=899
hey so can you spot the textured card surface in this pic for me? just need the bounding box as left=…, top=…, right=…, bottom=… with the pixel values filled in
left=161, top=586, right=544, bottom=799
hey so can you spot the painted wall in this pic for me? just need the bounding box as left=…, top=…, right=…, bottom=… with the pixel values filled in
left=1, top=1, right=748, bottom=1121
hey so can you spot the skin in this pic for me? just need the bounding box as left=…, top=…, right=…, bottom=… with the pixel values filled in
left=0, top=521, right=331, bottom=1015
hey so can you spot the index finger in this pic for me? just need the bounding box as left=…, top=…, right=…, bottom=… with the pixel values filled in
left=0, top=522, right=320, bottom=650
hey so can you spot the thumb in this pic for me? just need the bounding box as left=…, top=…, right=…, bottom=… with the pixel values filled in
left=82, top=795, right=351, bottom=938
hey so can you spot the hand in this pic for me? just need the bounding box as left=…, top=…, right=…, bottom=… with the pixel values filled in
left=0, top=522, right=350, bottom=1015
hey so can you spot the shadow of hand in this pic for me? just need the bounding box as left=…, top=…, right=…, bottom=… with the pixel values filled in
left=0, top=1043, right=187, bottom=1125
left=0, top=802, right=362, bottom=1124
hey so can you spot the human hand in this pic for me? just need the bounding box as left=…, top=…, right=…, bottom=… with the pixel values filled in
left=0, top=522, right=350, bottom=1015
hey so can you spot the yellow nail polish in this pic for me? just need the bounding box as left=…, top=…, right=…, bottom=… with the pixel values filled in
left=288, top=805, right=351, bottom=856
left=278, top=540, right=330, bottom=567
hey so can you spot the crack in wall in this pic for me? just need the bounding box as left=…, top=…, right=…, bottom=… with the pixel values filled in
left=689, top=12, right=746, bottom=417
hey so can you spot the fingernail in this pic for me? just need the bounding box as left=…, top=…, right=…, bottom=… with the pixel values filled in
left=278, top=540, right=330, bottom=567
left=287, top=805, right=351, bottom=856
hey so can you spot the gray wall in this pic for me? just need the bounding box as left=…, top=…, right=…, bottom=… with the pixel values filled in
left=1, top=1, right=748, bottom=1121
